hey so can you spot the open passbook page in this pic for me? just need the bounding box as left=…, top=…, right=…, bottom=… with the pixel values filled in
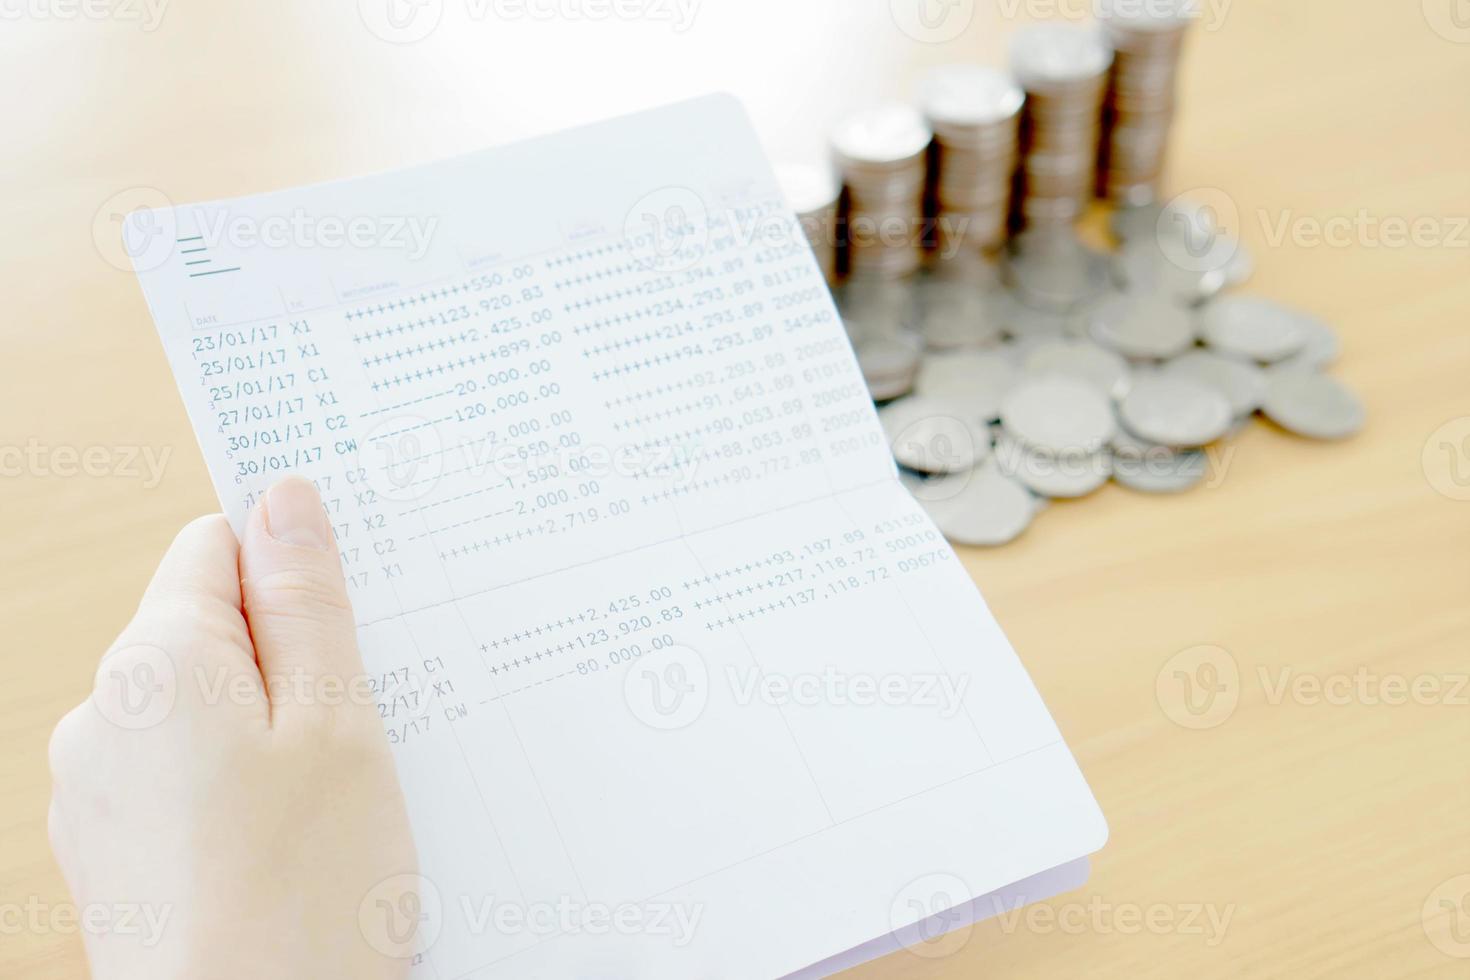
left=130, top=94, right=1105, bottom=979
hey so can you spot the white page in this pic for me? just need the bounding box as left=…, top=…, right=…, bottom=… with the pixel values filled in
left=130, top=94, right=1106, bottom=979
left=786, top=858, right=1090, bottom=978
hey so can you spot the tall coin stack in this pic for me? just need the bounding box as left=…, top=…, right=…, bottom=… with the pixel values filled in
left=776, top=163, right=841, bottom=286
left=1008, top=23, right=1114, bottom=230
left=831, top=105, right=932, bottom=278
left=1097, top=1, right=1192, bottom=204
left=916, top=65, right=1024, bottom=255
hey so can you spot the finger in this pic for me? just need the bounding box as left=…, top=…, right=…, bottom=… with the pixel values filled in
left=118, top=514, right=249, bottom=661
left=238, top=476, right=364, bottom=723
left=47, top=799, right=77, bottom=886
left=105, top=514, right=263, bottom=715
left=138, top=514, right=243, bottom=619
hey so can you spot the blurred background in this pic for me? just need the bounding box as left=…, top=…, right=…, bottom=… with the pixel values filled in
left=2, top=1, right=1468, bottom=977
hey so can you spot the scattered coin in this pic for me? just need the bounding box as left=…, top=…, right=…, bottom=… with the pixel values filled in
left=1199, top=295, right=1311, bottom=363
left=1110, top=425, right=1208, bottom=493
left=857, top=332, right=923, bottom=400
left=1002, top=332, right=1061, bottom=367
left=1112, top=196, right=1252, bottom=292
left=996, top=433, right=1112, bottom=498
left=897, top=466, right=929, bottom=496
left=1113, top=239, right=1228, bottom=305
left=915, top=349, right=1019, bottom=422
left=880, top=396, right=994, bottom=473
left=1001, top=375, right=1116, bottom=454
left=993, top=289, right=1078, bottom=341
left=1086, top=288, right=1196, bottom=360
left=1163, top=348, right=1267, bottom=417
left=1221, top=241, right=1255, bottom=288
left=1269, top=312, right=1341, bottom=372
left=1023, top=338, right=1132, bottom=400
left=1111, top=450, right=1207, bottom=494
left=1261, top=370, right=1366, bottom=440
left=1118, top=374, right=1233, bottom=447
left=912, top=462, right=1037, bottom=546
left=915, top=254, right=1005, bottom=349
left=1004, top=229, right=1111, bottom=312
left=865, top=372, right=916, bottom=402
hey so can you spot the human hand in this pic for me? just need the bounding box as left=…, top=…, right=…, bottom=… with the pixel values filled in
left=48, top=477, right=418, bottom=980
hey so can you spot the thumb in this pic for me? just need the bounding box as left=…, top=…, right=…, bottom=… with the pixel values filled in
left=239, top=476, right=363, bottom=720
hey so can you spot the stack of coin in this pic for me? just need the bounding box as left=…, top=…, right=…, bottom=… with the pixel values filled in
left=776, top=163, right=841, bottom=286
left=914, top=250, right=1005, bottom=350
left=831, top=104, right=932, bottom=278
left=837, top=276, right=924, bottom=401
left=1002, top=227, right=1110, bottom=315
left=1008, top=23, right=1113, bottom=230
left=916, top=65, right=1024, bottom=254
left=1096, top=0, right=1192, bottom=203
left=808, top=18, right=1366, bottom=546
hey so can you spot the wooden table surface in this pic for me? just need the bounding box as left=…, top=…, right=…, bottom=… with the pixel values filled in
left=2, top=1, right=1466, bottom=976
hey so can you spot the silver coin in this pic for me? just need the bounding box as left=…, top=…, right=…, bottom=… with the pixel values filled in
left=1110, top=202, right=1162, bottom=244
left=1086, top=289, right=1196, bottom=360
left=1271, top=314, right=1341, bottom=372
left=915, top=269, right=1004, bottom=350
left=994, top=290, right=1077, bottom=340
left=1199, top=296, right=1310, bottom=363
left=880, top=396, right=994, bottom=473
left=1111, top=452, right=1207, bottom=493
left=1009, top=23, right=1113, bottom=88
left=1000, top=333, right=1062, bottom=368
left=1108, top=417, right=1153, bottom=454
left=1145, top=196, right=1251, bottom=290
left=920, top=300, right=1004, bottom=350
left=1112, top=241, right=1227, bottom=306
left=867, top=372, right=916, bottom=402
left=1000, top=375, right=1116, bottom=454
left=1004, top=230, right=1111, bottom=312
left=1221, top=240, right=1255, bottom=287
left=1099, top=0, right=1195, bottom=30
left=858, top=333, right=922, bottom=376
left=995, top=433, right=1111, bottom=498
left=1162, top=349, right=1267, bottom=417
left=1023, top=338, right=1133, bottom=400
left=1260, top=370, right=1365, bottom=440
left=915, top=350, right=1019, bottom=422
left=913, top=462, right=1037, bottom=546
left=898, top=466, right=928, bottom=497
left=774, top=162, right=841, bottom=217
left=856, top=331, right=923, bottom=400
left=925, top=248, right=1003, bottom=287
left=1118, top=374, right=1233, bottom=447
left=831, top=103, right=932, bottom=167
left=1109, top=426, right=1207, bottom=493
left=838, top=277, right=917, bottom=332
left=917, top=65, right=1025, bottom=127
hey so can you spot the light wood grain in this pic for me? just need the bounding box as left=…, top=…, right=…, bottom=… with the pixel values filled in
left=2, top=1, right=1467, bottom=976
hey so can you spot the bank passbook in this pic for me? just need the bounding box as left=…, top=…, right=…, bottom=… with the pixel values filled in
left=128, top=95, right=1106, bottom=979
